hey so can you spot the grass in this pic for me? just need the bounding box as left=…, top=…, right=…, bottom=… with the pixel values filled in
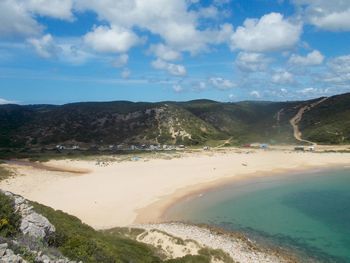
left=30, top=201, right=228, bottom=263
left=0, top=165, right=14, bottom=181
left=30, top=201, right=162, bottom=263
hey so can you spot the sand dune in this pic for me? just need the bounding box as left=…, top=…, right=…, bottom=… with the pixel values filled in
left=1, top=149, right=350, bottom=229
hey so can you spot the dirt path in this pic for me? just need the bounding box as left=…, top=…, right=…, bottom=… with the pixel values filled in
left=289, top=97, right=328, bottom=145
left=215, top=137, right=233, bottom=148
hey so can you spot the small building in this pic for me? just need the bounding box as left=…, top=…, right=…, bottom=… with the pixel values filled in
left=203, top=146, right=210, bottom=151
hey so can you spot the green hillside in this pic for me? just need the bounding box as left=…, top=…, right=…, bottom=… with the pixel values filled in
left=299, top=93, right=350, bottom=144
left=0, top=92, right=349, bottom=149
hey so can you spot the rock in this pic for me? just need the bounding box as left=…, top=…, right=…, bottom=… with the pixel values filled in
left=0, top=191, right=75, bottom=263
left=0, top=246, right=27, bottom=263
left=2, top=191, right=55, bottom=240
left=21, top=212, right=55, bottom=239
left=0, top=243, right=7, bottom=257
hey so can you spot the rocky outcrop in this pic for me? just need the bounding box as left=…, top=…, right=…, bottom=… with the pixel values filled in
left=0, top=243, right=27, bottom=263
left=0, top=190, right=78, bottom=263
left=3, top=191, right=55, bottom=240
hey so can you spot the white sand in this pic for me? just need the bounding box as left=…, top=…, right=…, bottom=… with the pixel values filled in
left=1, top=149, right=350, bottom=229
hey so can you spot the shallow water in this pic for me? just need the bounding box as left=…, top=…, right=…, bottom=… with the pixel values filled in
left=164, top=167, right=350, bottom=262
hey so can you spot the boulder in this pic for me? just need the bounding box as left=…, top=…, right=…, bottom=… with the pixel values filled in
left=20, top=212, right=55, bottom=239
left=2, top=191, right=55, bottom=240
left=0, top=243, right=7, bottom=257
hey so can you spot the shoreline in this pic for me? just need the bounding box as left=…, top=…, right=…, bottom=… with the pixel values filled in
left=134, top=163, right=349, bottom=225
left=0, top=149, right=350, bottom=229
left=133, top=222, right=300, bottom=263
left=133, top=165, right=350, bottom=263
left=1, top=150, right=350, bottom=262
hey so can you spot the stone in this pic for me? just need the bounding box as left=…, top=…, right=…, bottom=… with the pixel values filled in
left=20, top=212, right=56, bottom=239
left=0, top=243, right=7, bottom=257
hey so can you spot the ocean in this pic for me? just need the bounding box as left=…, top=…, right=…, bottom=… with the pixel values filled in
left=164, top=167, right=350, bottom=262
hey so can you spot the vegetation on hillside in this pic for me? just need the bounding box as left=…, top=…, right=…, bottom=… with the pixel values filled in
left=0, top=165, right=14, bottom=181
left=30, top=201, right=231, bottom=263
left=299, top=93, right=350, bottom=144
left=0, top=93, right=349, bottom=148
left=0, top=192, right=21, bottom=237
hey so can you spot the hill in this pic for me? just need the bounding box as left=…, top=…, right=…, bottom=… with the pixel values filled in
left=0, top=93, right=349, bottom=150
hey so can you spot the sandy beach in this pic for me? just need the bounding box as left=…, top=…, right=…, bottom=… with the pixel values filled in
left=1, top=149, right=350, bottom=229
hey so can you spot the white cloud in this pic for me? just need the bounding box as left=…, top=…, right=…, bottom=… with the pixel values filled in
left=298, top=87, right=315, bottom=94
left=192, top=81, right=207, bottom=91
left=22, top=0, right=74, bottom=20
left=288, top=50, right=324, bottom=66
left=271, top=71, right=294, bottom=84
left=197, top=6, right=219, bottom=19
left=75, top=0, right=233, bottom=54
left=152, top=59, right=187, bottom=76
left=228, top=93, right=235, bottom=100
left=0, top=0, right=42, bottom=38
left=293, top=0, right=350, bottom=31
left=121, top=68, right=131, bottom=79
left=27, top=34, right=60, bottom=58
left=0, top=0, right=74, bottom=39
left=84, top=25, right=140, bottom=53
left=296, top=87, right=329, bottom=99
left=321, top=54, right=350, bottom=84
left=172, top=84, right=184, bottom=93
left=250, top=90, right=261, bottom=98
left=280, top=88, right=288, bottom=93
left=112, top=54, right=129, bottom=68
left=209, top=77, right=235, bottom=90
left=27, top=35, right=94, bottom=64
left=235, top=52, right=270, bottom=72
left=59, top=43, right=93, bottom=65
left=328, top=55, right=350, bottom=75
left=230, top=13, right=302, bottom=52
left=149, top=44, right=181, bottom=61
left=0, top=98, right=16, bottom=104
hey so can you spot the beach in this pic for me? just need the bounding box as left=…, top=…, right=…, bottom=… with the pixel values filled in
left=1, top=148, right=350, bottom=229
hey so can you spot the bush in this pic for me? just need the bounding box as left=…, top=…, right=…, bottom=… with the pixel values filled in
left=0, top=192, right=21, bottom=237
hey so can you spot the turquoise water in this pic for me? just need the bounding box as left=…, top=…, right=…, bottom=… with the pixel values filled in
left=164, top=168, right=350, bottom=262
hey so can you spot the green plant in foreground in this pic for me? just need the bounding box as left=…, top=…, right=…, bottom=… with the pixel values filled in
left=0, top=192, right=21, bottom=237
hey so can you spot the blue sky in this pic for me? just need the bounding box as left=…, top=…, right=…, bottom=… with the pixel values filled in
left=0, top=0, right=350, bottom=104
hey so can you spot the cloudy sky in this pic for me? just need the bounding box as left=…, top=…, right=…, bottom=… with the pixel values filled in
left=1, top=0, right=350, bottom=104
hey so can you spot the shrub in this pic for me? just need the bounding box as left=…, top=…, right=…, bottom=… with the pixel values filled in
left=0, top=192, right=21, bottom=237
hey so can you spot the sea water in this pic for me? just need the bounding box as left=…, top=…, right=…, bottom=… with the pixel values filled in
left=164, top=167, right=350, bottom=262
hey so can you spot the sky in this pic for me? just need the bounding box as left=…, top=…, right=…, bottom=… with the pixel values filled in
left=0, top=0, right=350, bottom=104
